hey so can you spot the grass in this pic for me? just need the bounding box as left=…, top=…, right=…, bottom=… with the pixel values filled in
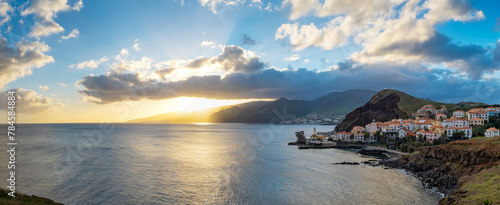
left=0, top=189, right=62, bottom=205
left=461, top=166, right=500, bottom=204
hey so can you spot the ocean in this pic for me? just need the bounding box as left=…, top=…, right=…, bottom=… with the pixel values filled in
left=0, top=123, right=441, bottom=204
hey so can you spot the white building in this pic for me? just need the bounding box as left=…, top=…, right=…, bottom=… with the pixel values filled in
left=453, top=110, right=465, bottom=119
left=467, top=109, right=488, bottom=121
left=485, top=128, right=500, bottom=138
left=446, top=127, right=473, bottom=139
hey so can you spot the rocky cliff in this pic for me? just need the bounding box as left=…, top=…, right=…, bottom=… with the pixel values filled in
left=381, top=137, right=500, bottom=204
left=334, top=89, right=409, bottom=132
left=334, top=89, right=458, bottom=132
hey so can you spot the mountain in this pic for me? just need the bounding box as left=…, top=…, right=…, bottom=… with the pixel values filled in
left=128, top=89, right=376, bottom=123
left=127, top=101, right=272, bottom=123
left=334, top=89, right=460, bottom=132
left=209, top=89, right=377, bottom=123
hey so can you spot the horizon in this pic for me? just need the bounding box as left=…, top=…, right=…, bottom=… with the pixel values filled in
left=1, top=0, right=500, bottom=123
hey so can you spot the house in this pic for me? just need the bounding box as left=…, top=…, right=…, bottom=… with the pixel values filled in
left=467, top=109, right=488, bottom=122
left=365, top=121, right=378, bottom=133
left=446, top=127, right=473, bottom=139
left=417, top=105, right=437, bottom=114
left=450, top=118, right=470, bottom=128
left=438, top=105, right=447, bottom=114
left=413, top=112, right=429, bottom=118
left=354, top=132, right=365, bottom=142
left=485, top=127, right=500, bottom=138
left=469, top=118, right=484, bottom=127
left=368, top=132, right=377, bottom=143
left=435, top=113, right=447, bottom=120
left=352, top=126, right=365, bottom=133
left=453, top=110, right=465, bottom=119
left=398, top=127, right=409, bottom=138
left=485, top=107, right=499, bottom=118
left=430, top=125, right=446, bottom=135
left=416, top=130, right=440, bottom=142
left=441, top=119, right=454, bottom=128
left=415, top=119, right=433, bottom=130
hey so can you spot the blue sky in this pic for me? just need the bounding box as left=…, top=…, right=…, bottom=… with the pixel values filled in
left=1, top=0, right=500, bottom=122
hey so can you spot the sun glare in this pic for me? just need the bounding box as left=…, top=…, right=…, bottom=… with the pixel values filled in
left=172, top=97, right=273, bottom=112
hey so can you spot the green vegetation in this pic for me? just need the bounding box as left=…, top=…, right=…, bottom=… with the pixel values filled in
left=460, top=166, right=500, bottom=204
left=374, top=89, right=460, bottom=114
left=0, top=189, right=62, bottom=205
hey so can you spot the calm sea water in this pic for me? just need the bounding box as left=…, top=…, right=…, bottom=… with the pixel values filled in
left=0, top=124, right=440, bottom=204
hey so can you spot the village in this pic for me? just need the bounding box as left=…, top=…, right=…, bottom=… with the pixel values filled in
left=310, top=105, right=500, bottom=147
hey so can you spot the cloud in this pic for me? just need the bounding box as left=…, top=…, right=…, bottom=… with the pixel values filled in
left=0, top=1, right=13, bottom=25
left=39, top=85, right=49, bottom=91
left=201, top=41, right=217, bottom=48
left=21, top=0, right=82, bottom=38
left=29, top=19, right=64, bottom=37
left=70, top=56, right=108, bottom=69
left=72, top=0, right=83, bottom=11
left=58, top=82, right=67, bottom=87
left=0, top=39, right=55, bottom=89
left=277, top=0, right=497, bottom=79
left=0, top=88, right=63, bottom=113
left=493, top=40, right=500, bottom=63
left=240, top=34, right=257, bottom=46
left=77, top=58, right=500, bottom=104
left=198, top=0, right=244, bottom=14
left=284, top=54, right=300, bottom=61
left=132, top=39, right=140, bottom=51
left=61, top=28, right=79, bottom=40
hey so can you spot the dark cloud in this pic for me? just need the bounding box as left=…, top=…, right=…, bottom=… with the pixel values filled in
left=366, top=32, right=499, bottom=79
left=240, top=34, right=257, bottom=46
left=181, top=46, right=265, bottom=73
left=154, top=68, right=175, bottom=79
left=78, top=60, right=500, bottom=104
left=493, top=40, right=500, bottom=63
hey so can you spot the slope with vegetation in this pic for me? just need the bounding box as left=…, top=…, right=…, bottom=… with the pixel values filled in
left=335, top=89, right=464, bottom=132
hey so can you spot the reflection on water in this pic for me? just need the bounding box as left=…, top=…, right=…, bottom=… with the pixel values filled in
left=0, top=124, right=440, bottom=204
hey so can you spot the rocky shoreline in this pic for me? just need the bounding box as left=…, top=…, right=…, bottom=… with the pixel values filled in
left=380, top=137, right=500, bottom=204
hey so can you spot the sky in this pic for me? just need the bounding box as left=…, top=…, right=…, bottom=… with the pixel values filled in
left=0, top=0, right=500, bottom=123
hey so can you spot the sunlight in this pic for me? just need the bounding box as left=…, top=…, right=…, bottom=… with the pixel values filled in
left=172, top=97, right=272, bottom=112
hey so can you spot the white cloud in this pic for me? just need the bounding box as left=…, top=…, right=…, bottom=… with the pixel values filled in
left=121, top=48, right=129, bottom=56
left=29, top=19, right=65, bottom=37
left=39, top=85, right=50, bottom=91
left=58, top=83, right=67, bottom=87
left=0, top=1, right=13, bottom=25
left=198, top=0, right=244, bottom=14
left=201, top=41, right=217, bottom=49
left=284, top=54, right=300, bottom=61
left=0, top=88, right=63, bottom=113
left=0, top=39, right=55, bottom=89
left=70, top=56, right=108, bottom=69
left=61, top=28, right=79, bottom=40
left=21, top=0, right=82, bottom=38
left=72, top=0, right=84, bottom=11
left=132, top=39, right=141, bottom=51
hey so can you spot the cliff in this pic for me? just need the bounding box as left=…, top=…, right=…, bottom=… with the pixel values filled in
left=381, top=137, right=500, bottom=204
left=0, top=189, right=63, bottom=204
left=335, top=89, right=457, bottom=132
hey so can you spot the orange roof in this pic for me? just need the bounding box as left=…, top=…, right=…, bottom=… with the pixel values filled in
left=486, top=127, right=499, bottom=131
left=430, top=126, right=445, bottom=129
left=448, top=127, right=472, bottom=130
left=453, top=110, right=465, bottom=113
left=470, top=118, right=484, bottom=121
